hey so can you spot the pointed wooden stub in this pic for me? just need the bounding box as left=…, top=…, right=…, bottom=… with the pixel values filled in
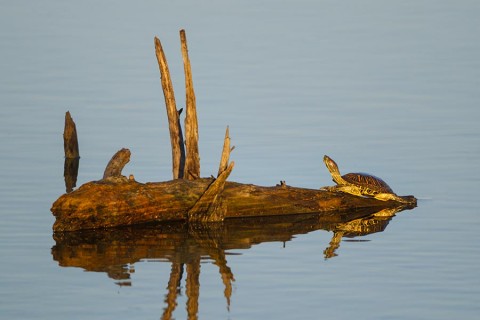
left=218, top=126, right=233, bottom=177
left=103, top=148, right=131, bottom=180
left=154, top=36, right=185, bottom=179
left=188, top=161, right=235, bottom=222
left=63, top=111, right=80, bottom=159
left=180, top=29, right=200, bottom=180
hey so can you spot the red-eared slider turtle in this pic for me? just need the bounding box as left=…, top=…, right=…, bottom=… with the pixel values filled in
left=322, top=155, right=413, bottom=204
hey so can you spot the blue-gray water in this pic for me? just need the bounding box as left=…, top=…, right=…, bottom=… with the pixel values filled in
left=1, top=1, right=479, bottom=319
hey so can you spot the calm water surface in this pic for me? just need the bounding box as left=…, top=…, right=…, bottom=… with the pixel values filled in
left=1, top=1, right=479, bottom=319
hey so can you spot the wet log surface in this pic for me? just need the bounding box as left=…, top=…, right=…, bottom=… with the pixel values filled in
left=51, top=178, right=416, bottom=231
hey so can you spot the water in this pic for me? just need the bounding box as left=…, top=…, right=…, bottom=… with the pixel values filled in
left=1, top=1, right=479, bottom=319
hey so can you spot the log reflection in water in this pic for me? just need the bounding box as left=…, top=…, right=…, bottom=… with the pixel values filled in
left=51, top=205, right=412, bottom=318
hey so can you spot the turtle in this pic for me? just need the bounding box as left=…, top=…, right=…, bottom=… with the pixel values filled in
left=321, top=155, right=412, bottom=204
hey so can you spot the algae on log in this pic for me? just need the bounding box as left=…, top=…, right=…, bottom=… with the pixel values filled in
left=51, top=178, right=416, bottom=232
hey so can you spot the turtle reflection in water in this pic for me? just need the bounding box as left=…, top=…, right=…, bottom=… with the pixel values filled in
left=322, top=155, right=415, bottom=204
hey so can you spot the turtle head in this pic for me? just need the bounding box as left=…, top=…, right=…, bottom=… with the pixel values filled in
left=323, top=155, right=341, bottom=176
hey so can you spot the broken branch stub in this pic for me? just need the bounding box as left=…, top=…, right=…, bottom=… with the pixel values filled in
left=180, top=29, right=200, bottom=181
left=218, top=126, right=233, bottom=177
left=103, top=148, right=131, bottom=179
left=154, top=36, right=185, bottom=179
left=188, top=162, right=235, bottom=223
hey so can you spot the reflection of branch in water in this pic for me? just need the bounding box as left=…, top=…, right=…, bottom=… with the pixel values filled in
left=186, top=260, right=201, bottom=320
left=323, top=206, right=407, bottom=259
left=161, top=262, right=184, bottom=320
left=189, top=223, right=235, bottom=309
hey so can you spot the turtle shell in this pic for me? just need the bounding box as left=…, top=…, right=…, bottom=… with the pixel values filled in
left=342, top=172, right=394, bottom=194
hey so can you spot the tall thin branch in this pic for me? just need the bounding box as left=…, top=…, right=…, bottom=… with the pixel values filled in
left=154, top=36, right=185, bottom=179
left=180, top=29, right=200, bottom=180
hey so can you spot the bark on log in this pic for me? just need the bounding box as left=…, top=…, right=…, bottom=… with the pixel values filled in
left=180, top=29, right=200, bottom=181
left=155, top=36, right=185, bottom=179
left=51, top=177, right=416, bottom=231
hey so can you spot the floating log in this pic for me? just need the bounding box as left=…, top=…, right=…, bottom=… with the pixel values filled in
left=51, top=30, right=417, bottom=232
left=51, top=174, right=415, bottom=231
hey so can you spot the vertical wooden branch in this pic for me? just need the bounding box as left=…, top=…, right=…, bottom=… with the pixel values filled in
left=180, top=30, right=200, bottom=180
left=154, top=36, right=185, bottom=179
left=63, top=111, right=79, bottom=159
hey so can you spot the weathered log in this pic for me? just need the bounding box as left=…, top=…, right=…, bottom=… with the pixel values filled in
left=154, top=36, right=185, bottom=179
left=52, top=31, right=417, bottom=232
left=63, top=111, right=79, bottom=159
left=180, top=29, right=200, bottom=181
left=51, top=177, right=416, bottom=231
